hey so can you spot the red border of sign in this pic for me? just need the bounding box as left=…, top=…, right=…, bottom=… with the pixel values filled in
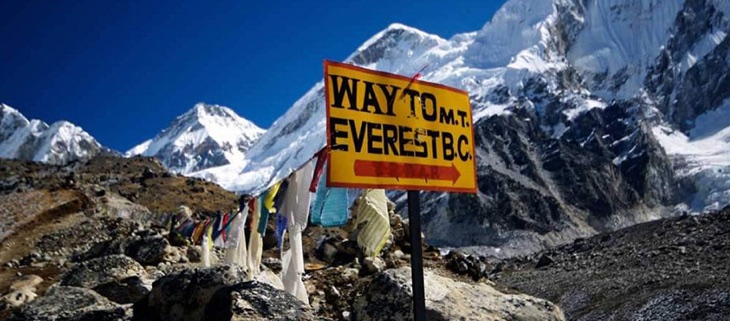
left=323, top=60, right=478, bottom=194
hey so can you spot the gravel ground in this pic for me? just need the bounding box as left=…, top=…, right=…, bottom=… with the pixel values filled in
left=493, top=207, right=730, bottom=321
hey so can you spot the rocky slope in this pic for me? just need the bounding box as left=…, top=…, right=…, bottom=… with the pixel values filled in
left=493, top=206, right=730, bottom=321
left=0, top=104, right=106, bottom=165
left=0, top=157, right=565, bottom=321
left=125, top=103, right=265, bottom=175
left=0, top=156, right=239, bottom=216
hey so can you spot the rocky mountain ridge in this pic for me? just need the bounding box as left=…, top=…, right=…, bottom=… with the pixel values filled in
left=125, top=103, right=266, bottom=175
left=0, top=104, right=106, bottom=165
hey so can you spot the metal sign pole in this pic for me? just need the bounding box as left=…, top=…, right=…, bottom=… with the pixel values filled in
left=407, top=190, right=426, bottom=321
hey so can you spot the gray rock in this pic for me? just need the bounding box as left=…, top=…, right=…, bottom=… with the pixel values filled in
left=161, top=246, right=182, bottom=264
left=2, top=287, right=37, bottom=308
left=536, top=254, right=554, bottom=269
left=133, top=265, right=246, bottom=321
left=97, top=193, right=149, bottom=221
left=254, top=268, right=285, bottom=291
left=446, top=251, right=489, bottom=280
left=10, top=286, right=125, bottom=321
left=10, top=275, right=43, bottom=291
left=361, top=257, right=385, bottom=276
left=92, top=276, right=149, bottom=304
left=125, top=236, right=169, bottom=266
left=204, top=281, right=317, bottom=321
left=316, top=242, right=338, bottom=264
left=60, top=255, right=146, bottom=290
left=186, top=246, right=202, bottom=263
left=142, top=167, right=156, bottom=180
left=261, top=257, right=282, bottom=272
left=353, top=267, right=564, bottom=321
left=74, top=238, right=128, bottom=262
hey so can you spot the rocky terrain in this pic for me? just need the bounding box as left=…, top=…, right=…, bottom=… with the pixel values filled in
left=0, top=157, right=566, bottom=320
left=0, top=156, right=238, bottom=214
left=1, top=156, right=729, bottom=320
left=494, top=206, right=730, bottom=320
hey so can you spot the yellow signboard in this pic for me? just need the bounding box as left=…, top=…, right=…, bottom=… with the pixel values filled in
left=324, top=60, right=477, bottom=193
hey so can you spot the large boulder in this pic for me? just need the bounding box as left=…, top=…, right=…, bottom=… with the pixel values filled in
left=10, top=286, right=127, bottom=321
left=132, top=265, right=314, bottom=321
left=60, top=255, right=146, bottom=289
left=73, top=238, right=129, bottom=262
left=60, top=254, right=148, bottom=304
left=92, top=276, right=149, bottom=305
left=125, top=236, right=169, bottom=266
left=353, top=267, right=564, bottom=321
left=204, top=281, right=317, bottom=321
left=133, top=265, right=246, bottom=321
left=97, top=193, right=150, bottom=221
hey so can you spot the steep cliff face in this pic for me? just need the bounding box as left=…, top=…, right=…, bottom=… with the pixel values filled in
left=420, top=100, right=680, bottom=256
left=646, top=0, right=730, bottom=129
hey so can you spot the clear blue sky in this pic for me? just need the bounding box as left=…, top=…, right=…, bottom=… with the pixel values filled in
left=0, top=1, right=504, bottom=152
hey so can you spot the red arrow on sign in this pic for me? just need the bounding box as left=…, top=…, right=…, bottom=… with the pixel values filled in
left=354, top=160, right=461, bottom=184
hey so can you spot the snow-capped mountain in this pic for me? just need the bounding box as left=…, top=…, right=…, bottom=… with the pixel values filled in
left=125, top=103, right=265, bottom=174
left=0, top=103, right=104, bottom=165
left=215, top=0, right=730, bottom=256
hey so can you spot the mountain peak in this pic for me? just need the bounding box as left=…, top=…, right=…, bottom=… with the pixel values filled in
left=190, top=102, right=226, bottom=115
left=345, top=22, right=451, bottom=79
left=0, top=104, right=102, bottom=164
left=125, top=103, right=266, bottom=174
left=1, top=103, right=25, bottom=118
left=180, top=102, right=263, bottom=132
left=355, top=23, right=446, bottom=56
left=384, top=23, right=429, bottom=35
left=1, top=103, right=30, bottom=127
left=181, top=102, right=224, bottom=119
